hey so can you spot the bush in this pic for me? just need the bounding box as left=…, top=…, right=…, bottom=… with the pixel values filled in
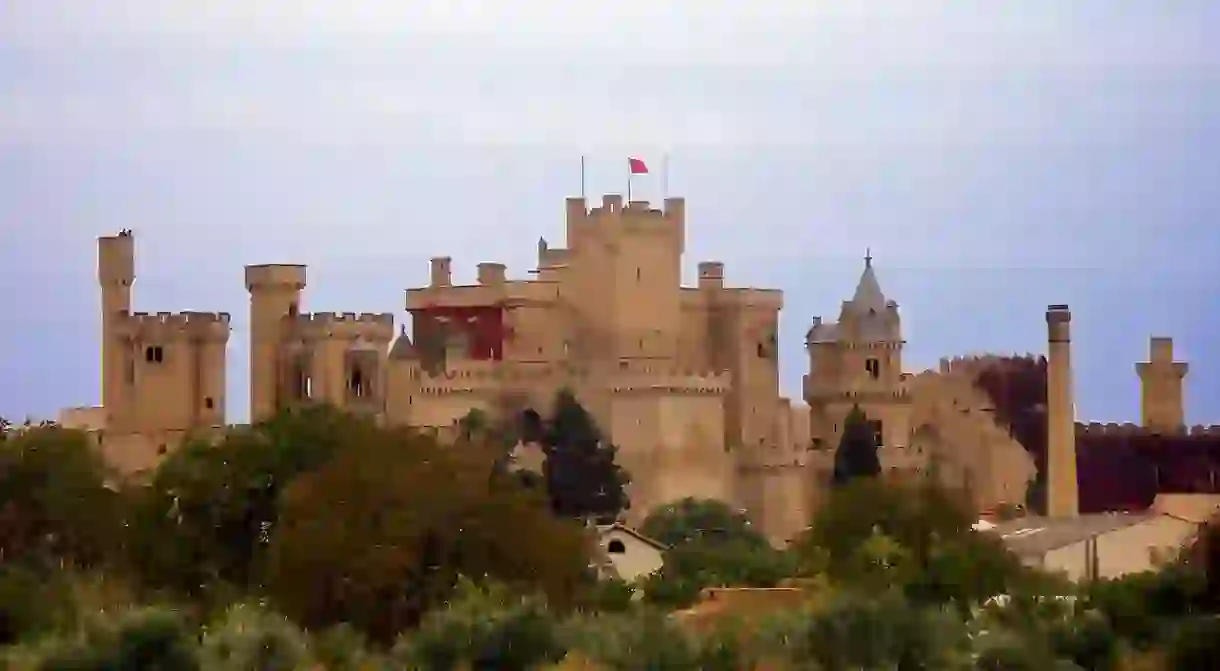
left=561, top=610, right=702, bottom=670
left=393, top=579, right=567, bottom=671
left=197, top=602, right=313, bottom=671
left=761, top=591, right=971, bottom=669
left=37, top=606, right=199, bottom=671
left=1164, top=615, right=1220, bottom=670
left=0, top=564, right=75, bottom=645
left=313, top=623, right=387, bottom=671
left=577, top=578, right=636, bottom=613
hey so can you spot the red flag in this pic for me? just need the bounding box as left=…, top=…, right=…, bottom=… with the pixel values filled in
left=628, top=157, right=649, bottom=174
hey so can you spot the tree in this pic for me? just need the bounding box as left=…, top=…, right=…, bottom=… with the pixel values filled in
left=0, top=423, right=121, bottom=569
left=536, top=390, right=631, bottom=523
left=641, top=537, right=797, bottom=609
left=125, top=404, right=368, bottom=597
left=640, top=498, right=768, bottom=550
left=266, top=423, right=591, bottom=644
left=793, top=477, right=1028, bottom=608
left=831, top=405, right=881, bottom=485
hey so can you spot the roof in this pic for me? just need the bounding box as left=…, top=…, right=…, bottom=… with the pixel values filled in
left=989, top=513, right=1165, bottom=557
left=388, top=329, right=417, bottom=360
left=596, top=523, right=670, bottom=552
left=850, top=256, right=888, bottom=313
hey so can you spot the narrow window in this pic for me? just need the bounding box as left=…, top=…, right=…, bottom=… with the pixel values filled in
left=636, top=268, right=641, bottom=281
left=350, top=368, right=365, bottom=398
left=144, top=345, right=164, bottom=363
left=204, top=397, right=214, bottom=409
left=865, top=358, right=880, bottom=379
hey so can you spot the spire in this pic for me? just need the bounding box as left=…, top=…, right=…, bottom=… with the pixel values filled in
left=850, top=250, right=887, bottom=312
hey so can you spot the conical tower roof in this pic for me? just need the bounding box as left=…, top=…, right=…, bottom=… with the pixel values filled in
left=850, top=251, right=888, bottom=313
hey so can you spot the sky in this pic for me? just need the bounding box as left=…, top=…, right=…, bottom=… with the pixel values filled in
left=1, top=1, right=1217, bottom=425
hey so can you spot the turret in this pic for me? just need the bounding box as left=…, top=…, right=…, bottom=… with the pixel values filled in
left=98, top=231, right=135, bottom=422
left=1137, top=336, right=1188, bottom=432
left=698, top=261, right=724, bottom=290
left=245, top=264, right=307, bottom=422
left=1045, top=304, right=1079, bottom=518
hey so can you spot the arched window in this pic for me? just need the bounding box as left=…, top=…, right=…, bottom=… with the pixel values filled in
left=607, top=539, right=626, bottom=554
left=350, top=367, right=365, bottom=398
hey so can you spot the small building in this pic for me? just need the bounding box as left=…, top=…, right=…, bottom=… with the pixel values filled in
left=590, top=523, right=668, bottom=582
left=991, top=512, right=1204, bottom=582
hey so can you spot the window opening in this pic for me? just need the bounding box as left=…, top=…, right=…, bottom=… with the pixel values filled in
left=607, top=539, right=626, bottom=554
left=865, top=358, right=880, bottom=379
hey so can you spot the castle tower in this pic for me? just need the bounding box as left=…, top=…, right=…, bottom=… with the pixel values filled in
left=98, top=231, right=135, bottom=426
left=804, top=252, right=908, bottom=451
left=245, top=264, right=307, bottom=422
left=565, top=195, right=685, bottom=364
left=1045, top=304, right=1079, bottom=518
left=1136, top=336, right=1188, bottom=432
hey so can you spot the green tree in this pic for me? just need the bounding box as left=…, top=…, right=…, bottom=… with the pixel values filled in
left=640, top=498, right=768, bottom=550
left=794, top=477, right=1027, bottom=608
left=831, top=405, right=880, bottom=485
left=36, top=606, right=200, bottom=671
left=395, top=578, right=567, bottom=671
left=761, top=591, right=971, bottom=670
left=537, top=390, right=631, bottom=523
left=641, top=538, right=797, bottom=610
left=266, top=425, right=590, bottom=644
left=125, top=404, right=367, bottom=597
left=0, top=423, right=121, bottom=570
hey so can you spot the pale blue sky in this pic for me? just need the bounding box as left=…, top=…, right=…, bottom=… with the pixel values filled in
left=1, top=1, right=1217, bottom=424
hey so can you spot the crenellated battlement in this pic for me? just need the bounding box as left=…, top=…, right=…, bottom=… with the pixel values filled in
left=244, top=263, right=307, bottom=291
left=1075, top=422, right=1220, bottom=438
left=286, top=312, right=395, bottom=341
left=609, top=369, right=731, bottom=395
left=935, top=353, right=1045, bottom=377
left=405, top=360, right=731, bottom=396
left=567, top=195, right=685, bottom=231
left=116, top=311, right=232, bottom=340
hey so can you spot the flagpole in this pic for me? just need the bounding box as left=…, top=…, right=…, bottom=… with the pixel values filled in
left=626, top=157, right=632, bottom=201
left=580, top=155, right=586, bottom=200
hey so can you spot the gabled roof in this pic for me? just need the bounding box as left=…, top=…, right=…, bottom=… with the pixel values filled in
left=596, top=522, right=670, bottom=552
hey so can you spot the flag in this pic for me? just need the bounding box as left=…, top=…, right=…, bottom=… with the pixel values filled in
left=628, top=157, right=649, bottom=174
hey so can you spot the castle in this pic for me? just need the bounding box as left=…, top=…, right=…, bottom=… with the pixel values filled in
left=63, top=193, right=1217, bottom=543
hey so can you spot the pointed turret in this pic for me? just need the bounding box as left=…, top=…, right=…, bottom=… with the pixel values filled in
left=849, top=250, right=888, bottom=314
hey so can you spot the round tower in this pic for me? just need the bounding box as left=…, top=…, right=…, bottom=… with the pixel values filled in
left=98, top=231, right=135, bottom=423
left=1045, top=304, right=1079, bottom=518
left=245, top=264, right=306, bottom=422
